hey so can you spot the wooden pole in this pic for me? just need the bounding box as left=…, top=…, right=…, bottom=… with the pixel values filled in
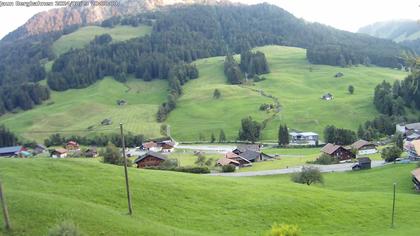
left=120, top=123, right=133, bottom=215
left=391, top=183, right=396, bottom=228
left=0, top=181, right=11, bottom=230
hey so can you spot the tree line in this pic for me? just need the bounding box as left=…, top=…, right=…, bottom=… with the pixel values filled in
left=0, top=125, right=18, bottom=148
left=44, top=132, right=145, bottom=148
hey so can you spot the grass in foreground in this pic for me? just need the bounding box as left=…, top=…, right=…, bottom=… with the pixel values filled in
left=0, top=159, right=419, bottom=235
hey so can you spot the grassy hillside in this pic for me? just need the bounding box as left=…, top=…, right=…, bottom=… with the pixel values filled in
left=0, top=158, right=419, bottom=235
left=0, top=78, right=167, bottom=141
left=168, top=46, right=408, bottom=141
left=52, top=25, right=152, bottom=56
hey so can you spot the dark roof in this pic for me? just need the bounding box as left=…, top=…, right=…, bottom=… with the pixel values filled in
left=0, top=146, right=22, bottom=154
left=357, top=157, right=371, bottom=164
left=53, top=148, right=68, bottom=154
left=351, top=140, right=375, bottom=150
left=235, top=144, right=260, bottom=153
left=134, top=151, right=166, bottom=163
left=239, top=150, right=261, bottom=161
left=321, top=143, right=342, bottom=155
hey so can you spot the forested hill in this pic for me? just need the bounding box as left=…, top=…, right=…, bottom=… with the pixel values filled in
left=0, top=3, right=413, bottom=116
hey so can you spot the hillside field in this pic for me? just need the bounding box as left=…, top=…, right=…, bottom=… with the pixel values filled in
left=168, top=46, right=408, bottom=141
left=0, top=78, right=167, bottom=141
left=1, top=158, right=420, bottom=235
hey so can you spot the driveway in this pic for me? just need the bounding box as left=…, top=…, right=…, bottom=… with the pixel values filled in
left=208, top=160, right=386, bottom=177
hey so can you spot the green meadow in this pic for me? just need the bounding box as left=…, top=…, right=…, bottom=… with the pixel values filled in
left=52, top=25, right=151, bottom=56
left=0, top=78, right=167, bottom=141
left=0, top=158, right=419, bottom=235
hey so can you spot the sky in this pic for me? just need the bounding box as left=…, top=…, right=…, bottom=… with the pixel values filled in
left=0, top=0, right=419, bottom=39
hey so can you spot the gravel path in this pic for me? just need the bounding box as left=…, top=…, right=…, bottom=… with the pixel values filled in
left=208, top=160, right=386, bottom=177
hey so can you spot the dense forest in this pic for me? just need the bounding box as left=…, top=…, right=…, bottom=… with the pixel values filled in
left=0, top=125, right=18, bottom=148
left=0, top=3, right=413, bottom=117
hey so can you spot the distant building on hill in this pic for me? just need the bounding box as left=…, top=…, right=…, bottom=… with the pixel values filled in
left=289, top=132, right=319, bottom=145
left=66, top=141, right=80, bottom=151
left=334, top=72, right=344, bottom=78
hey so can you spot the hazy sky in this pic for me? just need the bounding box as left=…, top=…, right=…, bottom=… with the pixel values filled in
left=0, top=0, right=419, bottom=39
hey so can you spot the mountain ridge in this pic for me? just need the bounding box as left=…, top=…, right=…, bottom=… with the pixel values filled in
left=358, top=20, right=420, bottom=42
left=1, top=0, right=229, bottom=42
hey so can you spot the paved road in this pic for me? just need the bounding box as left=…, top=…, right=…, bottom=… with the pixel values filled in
left=208, top=160, right=386, bottom=177
left=176, top=144, right=236, bottom=153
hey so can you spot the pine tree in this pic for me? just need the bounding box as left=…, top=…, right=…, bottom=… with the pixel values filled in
left=219, top=129, right=226, bottom=143
left=210, top=133, right=216, bottom=143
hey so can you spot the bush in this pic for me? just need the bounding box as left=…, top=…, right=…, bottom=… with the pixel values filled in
left=265, top=223, right=301, bottom=236
left=222, top=164, right=236, bottom=172
left=102, top=142, right=132, bottom=166
left=48, top=221, right=84, bottom=236
left=159, top=158, right=179, bottom=169
left=292, top=166, right=323, bottom=185
left=381, top=145, right=402, bottom=162
left=144, top=165, right=210, bottom=174
left=310, top=154, right=339, bottom=165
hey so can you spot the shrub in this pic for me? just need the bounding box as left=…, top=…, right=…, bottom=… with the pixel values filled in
left=222, top=164, right=236, bottom=172
left=381, top=145, right=402, bottom=162
left=292, top=166, right=323, bottom=185
left=310, top=154, right=339, bottom=165
left=174, top=166, right=210, bottom=174
left=159, top=158, right=179, bottom=169
left=48, top=221, right=84, bottom=236
left=102, top=142, right=132, bottom=166
left=265, top=223, right=301, bottom=236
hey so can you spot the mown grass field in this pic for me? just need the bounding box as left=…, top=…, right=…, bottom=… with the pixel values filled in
left=52, top=25, right=151, bottom=56
left=0, top=78, right=167, bottom=141
left=168, top=46, right=408, bottom=141
left=0, top=158, right=419, bottom=235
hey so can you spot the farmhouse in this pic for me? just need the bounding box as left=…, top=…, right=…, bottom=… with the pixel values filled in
left=0, top=146, right=26, bottom=157
left=352, top=157, right=371, bottom=170
left=134, top=151, right=166, bottom=168
left=321, top=93, right=333, bottom=100
left=289, top=132, right=319, bottom=145
left=159, top=141, right=176, bottom=153
left=217, top=158, right=240, bottom=167
left=411, top=168, right=420, bottom=191
left=66, top=141, right=80, bottom=151
left=85, top=147, right=98, bottom=157
left=239, top=150, right=274, bottom=163
left=233, top=144, right=261, bottom=155
left=321, top=143, right=355, bottom=161
left=50, top=148, right=68, bottom=158
left=141, top=141, right=162, bottom=152
left=351, top=140, right=377, bottom=155
left=405, top=140, right=420, bottom=160
left=219, top=152, right=252, bottom=166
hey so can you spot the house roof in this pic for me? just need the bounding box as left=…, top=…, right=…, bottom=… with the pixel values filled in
left=357, top=157, right=371, bottom=164
left=351, top=140, right=375, bottom=150
left=160, top=141, right=175, bottom=149
left=225, top=152, right=240, bottom=159
left=235, top=144, right=260, bottom=153
left=405, top=123, right=420, bottom=131
left=412, top=168, right=420, bottom=182
left=134, top=151, right=166, bottom=163
left=411, top=140, right=420, bottom=155
left=217, top=158, right=240, bottom=166
left=67, top=141, right=78, bottom=146
left=142, top=141, right=157, bottom=149
left=239, top=150, right=261, bottom=161
left=321, top=143, right=342, bottom=155
left=54, top=148, right=68, bottom=154
left=407, top=133, right=420, bottom=140
left=0, top=146, right=22, bottom=154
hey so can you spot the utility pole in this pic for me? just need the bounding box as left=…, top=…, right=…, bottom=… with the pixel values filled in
left=391, top=183, right=396, bottom=228
left=120, top=123, right=133, bottom=215
left=0, top=181, right=11, bottom=230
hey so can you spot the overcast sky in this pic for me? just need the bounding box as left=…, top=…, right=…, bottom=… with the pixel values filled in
left=0, top=0, right=419, bottom=39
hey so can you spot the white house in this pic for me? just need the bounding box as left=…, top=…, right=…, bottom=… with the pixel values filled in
left=289, top=132, right=319, bottom=145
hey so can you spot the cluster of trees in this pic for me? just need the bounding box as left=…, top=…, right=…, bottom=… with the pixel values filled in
left=157, top=64, right=199, bottom=122
left=102, top=142, right=131, bottom=166
left=278, top=124, right=289, bottom=146
left=0, top=125, right=18, bottom=147
left=324, top=125, right=356, bottom=145
left=238, top=117, right=262, bottom=143
left=224, top=55, right=243, bottom=84
left=240, top=50, right=270, bottom=76
left=373, top=80, right=406, bottom=116
left=44, top=132, right=144, bottom=148
left=0, top=83, right=50, bottom=114
left=357, top=115, right=396, bottom=141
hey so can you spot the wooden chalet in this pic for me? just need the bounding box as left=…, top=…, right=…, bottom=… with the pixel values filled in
left=351, top=140, right=377, bottom=155
left=411, top=168, right=420, bottom=191
left=141, top=141, right=162, bottom=152
left=218, top=152, right=252, bottom=167
left=321, top=143, right=355, bottom=161
left=50, top=148, right=68, bottom=158
left=134, top=151, right=166, bottom=168
left=159, top=141, right=175, bottom=153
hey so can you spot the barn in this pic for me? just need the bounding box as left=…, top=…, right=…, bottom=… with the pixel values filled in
left=134, top=151, right=166, bottom=168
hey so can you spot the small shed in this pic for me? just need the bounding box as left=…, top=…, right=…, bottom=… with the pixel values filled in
left=51, top=148, right=68, bottom=158
left=352, top=157, right=371, bottom=170
left=321, top=93, right=334, bottom=100
left=134, top=151, right=166, bottom=168
left=334, top=72, right=344, bottom=78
